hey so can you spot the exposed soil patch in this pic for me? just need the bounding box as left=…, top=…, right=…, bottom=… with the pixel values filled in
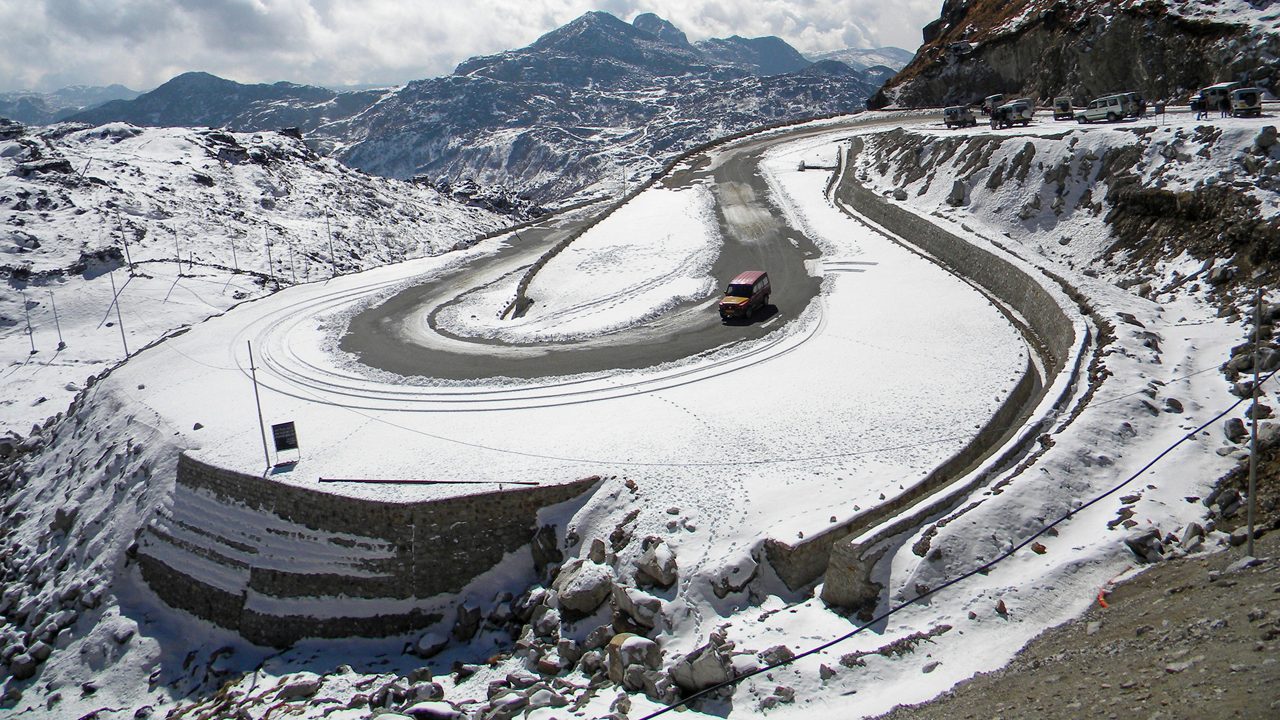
left=876, top=455, right=1280, bottom=720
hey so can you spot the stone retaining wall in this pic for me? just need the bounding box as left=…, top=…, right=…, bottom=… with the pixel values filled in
left=139, top=453, right=598, bottom=646
left=765, top=138, right=1091, bottom=602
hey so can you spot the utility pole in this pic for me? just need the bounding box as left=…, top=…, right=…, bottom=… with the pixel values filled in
left=247, top=340, right=272, bottom=470
left=288, top=241, right=297, bottom=283
left=1248, top=289, right=1262, bottom=556
left=49, top=289, right=64, bottom=350
left=264, top=228, right=275, bottom=287
left=108, top=270, right=129, bottom=357
left=231, top=237, right=239, bottom=273
left=117, top=212, right=134, bottom=272
left=173, top=226, right=182, bottom=277
left=326, top=214, right=336, bottom=277
left=21, top=290, right=35, bottom=355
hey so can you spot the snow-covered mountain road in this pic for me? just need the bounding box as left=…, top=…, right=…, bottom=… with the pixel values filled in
left=103, top=114, right=1032, bottom=521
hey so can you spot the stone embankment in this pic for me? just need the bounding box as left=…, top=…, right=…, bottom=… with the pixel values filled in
left=138, top=454, right=599, bottom=647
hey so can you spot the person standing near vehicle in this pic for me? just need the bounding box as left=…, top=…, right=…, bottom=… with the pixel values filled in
left=1192, top=96, right=1205, bottom=120
left=1219, top=96, right=1230, bottom=118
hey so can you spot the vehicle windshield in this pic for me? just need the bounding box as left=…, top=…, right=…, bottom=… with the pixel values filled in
left=725, top=283, right=754, bottom=298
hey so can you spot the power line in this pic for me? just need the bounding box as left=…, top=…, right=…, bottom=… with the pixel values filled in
left=639, top=365, right=1279, bottom=719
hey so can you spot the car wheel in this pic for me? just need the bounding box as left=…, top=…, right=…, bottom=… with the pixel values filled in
left=1107, top=112, right=1118, bottom=122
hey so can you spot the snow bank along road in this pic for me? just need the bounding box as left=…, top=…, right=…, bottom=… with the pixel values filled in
left=108, top=112, right=1071, bottom=646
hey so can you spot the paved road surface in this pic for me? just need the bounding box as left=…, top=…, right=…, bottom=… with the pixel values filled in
left=340, top=116, right=900, bottom=379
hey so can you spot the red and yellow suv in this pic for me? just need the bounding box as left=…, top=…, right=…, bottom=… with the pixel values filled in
left=719, top=270, right=770, bottom=322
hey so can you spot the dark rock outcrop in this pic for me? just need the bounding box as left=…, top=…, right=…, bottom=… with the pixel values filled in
left=871, top=0, right=1280, bottom=108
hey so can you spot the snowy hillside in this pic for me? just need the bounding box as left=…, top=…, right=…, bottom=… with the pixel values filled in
left=0, top=84, right=141, bottom=125
left=2, top=107, right=1274, bottom=719
left=807, top=46, right=915, bottom=72
left=0, top=120, right=516, bottom=437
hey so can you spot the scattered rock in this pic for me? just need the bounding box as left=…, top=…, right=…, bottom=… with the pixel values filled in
left=1224, top=417, right=1248, bottom=444
left=403, top=701, right=462, bottom=720
left=606, top=633, right=661, bottom=685
left=612, top=584, right=663, bottom=629
left=451, top=605, right=481, bottom=642
left=8, top=653, right=37, bottom=680
left=1124, top=528, right=1165, bottom=563
left=531, top=524, right=562, bottom=575
left=275, top=675, right=323, bottom=701
left=552, top=558, right=613, bottom=616
left=669, top=642, right=735, bottom=696
left=588, top=538, right=608, bottom=564
left=759, top=644, right=795, bottom=666
left=414, top=632, right=448, bottom=659
left=947, top=179, right=968, bottom=206
left=634, top=538, right=678, bottom=588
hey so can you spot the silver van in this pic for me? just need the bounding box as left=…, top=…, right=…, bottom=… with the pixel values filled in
left=1052, top=96, right=1074, bottom=120
left=1230, top=87, right=1263, bottom=117
left=991, top=99, right=1034, bottom=128
left=944, top=106, right=978, bottom=128
left=1076, top=95, right=1126, bottom=123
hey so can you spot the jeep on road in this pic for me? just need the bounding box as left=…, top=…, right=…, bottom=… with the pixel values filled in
left=1053, top=96, right=1074, bottom=120
left=719, top=271, right=771, bottom=322
left=944, top=106, right=978, bottom=128
left=1076, top=94, right=1126, bottom=123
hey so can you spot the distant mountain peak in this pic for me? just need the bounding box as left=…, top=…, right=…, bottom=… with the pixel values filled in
left=695, top=35, right=812, bottom=76
left=632, top=13, right=693, bottom=49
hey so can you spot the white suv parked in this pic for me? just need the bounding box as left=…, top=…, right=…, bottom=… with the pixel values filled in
left=1076, top=95, right=1126, bottom=123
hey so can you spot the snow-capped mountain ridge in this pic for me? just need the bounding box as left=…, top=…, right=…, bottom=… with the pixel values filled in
left=0, top=84, right=141, bottom=125
left=62, top=11, right=885, bottom=202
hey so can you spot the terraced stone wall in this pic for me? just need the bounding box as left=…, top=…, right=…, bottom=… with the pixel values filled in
left=139, top=453, right=598, bottom=646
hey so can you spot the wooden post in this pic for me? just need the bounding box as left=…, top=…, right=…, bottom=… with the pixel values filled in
left=108, top=270, right=129, bottom=357
left=21, top=290, right=35, bottom=355
left=49, top=290, right=64, bottom=350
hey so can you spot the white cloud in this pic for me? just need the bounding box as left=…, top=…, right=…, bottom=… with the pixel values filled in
left=0, top=0, right=938, bottom=92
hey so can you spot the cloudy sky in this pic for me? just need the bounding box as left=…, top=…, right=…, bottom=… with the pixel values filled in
left=0, top=0, right=940, bottom=93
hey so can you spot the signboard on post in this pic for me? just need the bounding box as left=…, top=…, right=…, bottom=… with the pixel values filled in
left=272, top=421, right=299, bottom=453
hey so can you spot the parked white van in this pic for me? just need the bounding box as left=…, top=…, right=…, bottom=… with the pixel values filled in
left=991, top=99, right=1034, bottom=128
left=944, top=105, right=978, bottom=128
left=1199, top=82, right=1242, bottom=114
left=1076, top=94, right=1126, bottom=123
left=1230, top=87, right=1263, bottom=117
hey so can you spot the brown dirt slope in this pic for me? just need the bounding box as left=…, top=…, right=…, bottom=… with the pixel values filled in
left=877, top=498, right=1280, bottom=719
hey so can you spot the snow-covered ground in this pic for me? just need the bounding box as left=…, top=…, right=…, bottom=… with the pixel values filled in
left=1, top=109, right=1273, bottom=719
left=0, top=123, right=513, bottom=437
left=437, top=183, right=721, bottom=342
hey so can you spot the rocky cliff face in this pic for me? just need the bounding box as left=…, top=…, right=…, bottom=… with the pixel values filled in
left=870, top=0, right=1280, bottom=108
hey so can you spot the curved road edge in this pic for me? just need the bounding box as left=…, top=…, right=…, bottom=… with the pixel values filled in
left=765, top=136, right=1110, bottom=605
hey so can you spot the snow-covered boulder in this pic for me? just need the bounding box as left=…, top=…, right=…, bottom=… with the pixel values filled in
left=612, top=584, right=663, bottom=629
left=606, top=633, right=661, bottom=685
left=669, top=642, right=735, bottom=695
left=634, top=538, right=678, bottom=588
left=551, top=558, right=613, bottom=615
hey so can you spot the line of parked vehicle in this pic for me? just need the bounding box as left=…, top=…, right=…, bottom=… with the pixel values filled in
left=941, top=81, right=1266, bottom=130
